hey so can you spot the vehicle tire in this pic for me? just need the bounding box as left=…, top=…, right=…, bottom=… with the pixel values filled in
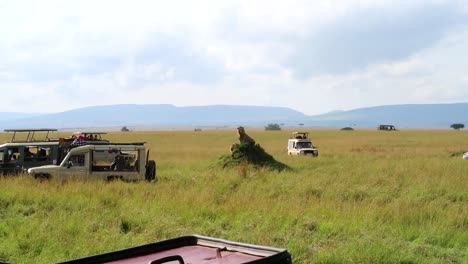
left=145, top=160, right=156, bottom=181
left=107, top=175, right=123, bottom=181
left=313, top=151, right=319, bottom=157
left=34, top=173, right=50, bottom=181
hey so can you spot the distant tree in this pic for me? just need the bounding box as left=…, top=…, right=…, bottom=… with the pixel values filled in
left=265, top=123, right=281, bottom=131
left=341, top=127, right=354, bottom=131
left=298, top=123, right=304, bottom=126
left=121, top=126, right=130, bottom=132
left=450, top=123, right=464, bottom=130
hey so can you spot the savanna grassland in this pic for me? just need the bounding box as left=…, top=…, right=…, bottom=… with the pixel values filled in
left=0, top=129, right=467, bottom=263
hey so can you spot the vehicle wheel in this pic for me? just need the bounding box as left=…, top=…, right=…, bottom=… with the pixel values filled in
left=145, top=160, right=156, bottom=181
left=34, top=173, right=50, bottom=181
left=313, top=152, right=319, bottom=157
left=107, top=175, right=123, bottom=181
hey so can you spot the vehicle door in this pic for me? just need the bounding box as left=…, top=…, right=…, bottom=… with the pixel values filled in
left=287, top=141, right=294, bottom=152
left=3, top=147, right=22, bottom=174
left=0, top=148, right=5, bottom=174
left=62, top=152, right=89, bottom=178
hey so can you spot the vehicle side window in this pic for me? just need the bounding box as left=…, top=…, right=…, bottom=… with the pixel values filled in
left=37, top=147, right=50, bottom=161
left=69, top=154, right=85, bottom=166
left=24, top=147, right=35, bottom=161
left=7, top=148, right=21, bottom=162
left=23, top=146, right=51, bottom=161
left=0, top=150, right=4, bottom=163
left=91, top=150, right=139, bottom=172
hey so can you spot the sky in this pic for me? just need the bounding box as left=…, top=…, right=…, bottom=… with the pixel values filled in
left=0, top=0, right=467, bottom=115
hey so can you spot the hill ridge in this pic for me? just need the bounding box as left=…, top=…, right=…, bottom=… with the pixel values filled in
left=1, top=103, right=468, bottom=129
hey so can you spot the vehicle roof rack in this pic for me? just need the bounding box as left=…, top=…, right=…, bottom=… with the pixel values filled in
left=4, top=128, right=58, bottom=142
left=81, top=142, right=146, bottom=146
left=73, top=131, right=108, bottom=135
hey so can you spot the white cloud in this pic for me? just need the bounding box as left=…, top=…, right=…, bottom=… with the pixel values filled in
left=0, top=0, right=467, bottom=114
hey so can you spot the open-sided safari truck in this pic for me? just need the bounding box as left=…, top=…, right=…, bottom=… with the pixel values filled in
left=27, top=143, right=156, bottom=181
left=59, top=234, right=292, bottom=264
left=0, top=129, right=69, bottom=175
left=0, top=129, right=118, bottom=175
left=287, top=132, right=318, bottom=157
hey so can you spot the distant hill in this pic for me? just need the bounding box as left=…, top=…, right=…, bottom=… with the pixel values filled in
left=0, top=112, right=43, bottom=122
left=304, top=103, right=468, bottom=128
left=0, top=104, right=308, bottom=129
left=0, top=103, right=467, bottom=129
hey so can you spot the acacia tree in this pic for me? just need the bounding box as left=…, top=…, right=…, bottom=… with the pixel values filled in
left=450, top=123, right=464, bottom=130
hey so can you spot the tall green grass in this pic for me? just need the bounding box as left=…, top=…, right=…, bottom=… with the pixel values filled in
left=0, top=129, right=467, bottom=263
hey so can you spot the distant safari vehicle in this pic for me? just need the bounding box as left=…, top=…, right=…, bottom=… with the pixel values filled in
left=463, top=152, right=468, bottom=159
left=28, top=143, right=156, bottom=181
left=378, top=124, right=397, bottom=131
left=58, top=234, right=292, bottom=264
left=287, top=132, right=318, bottom=157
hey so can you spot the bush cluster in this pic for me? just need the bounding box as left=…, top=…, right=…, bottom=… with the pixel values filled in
left=265, top=123, right=281, bottom=131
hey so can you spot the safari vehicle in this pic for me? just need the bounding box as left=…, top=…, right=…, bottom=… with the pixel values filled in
left=58, top=234, right=292, bottom=264
left=62, top=132, right=134, bottom=161
left=0, top=129, right=118, bottom=175
left=287, top=132, right=318, bottom=157
left=62, top=131, right=110, bottom=145
left=0, top=129, right=68, bottom=175
left=27, top=143, right=156, bottom=181
left=378, top=124, right=398, bottom=131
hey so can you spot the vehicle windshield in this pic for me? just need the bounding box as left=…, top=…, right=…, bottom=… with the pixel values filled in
left=296, top=142, right=312, bottom=149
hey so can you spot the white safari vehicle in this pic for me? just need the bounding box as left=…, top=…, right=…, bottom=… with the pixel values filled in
left=287, top=132, right=318, bottom=157
left=27, top=143, right=156, bottom=181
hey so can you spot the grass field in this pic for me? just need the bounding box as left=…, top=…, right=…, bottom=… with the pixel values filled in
left=0, top=129, right=467, bottom=263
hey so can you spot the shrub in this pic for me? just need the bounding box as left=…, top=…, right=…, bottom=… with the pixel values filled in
left=341, top=127, right=354, bottom=131
left=265, top=123, right=281, bottom=131
left=450, top=123, right=464, bottom=130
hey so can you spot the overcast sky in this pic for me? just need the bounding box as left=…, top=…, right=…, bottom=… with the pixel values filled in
left=1, top=0, right=467, bottom=115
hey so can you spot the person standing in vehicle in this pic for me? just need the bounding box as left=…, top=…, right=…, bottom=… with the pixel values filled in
left=110, top=154, right=126, bottom=171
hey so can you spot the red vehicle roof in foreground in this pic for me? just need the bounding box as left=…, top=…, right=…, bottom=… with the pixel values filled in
left=59, top=235, right=292, bottom=264
left=105, top=245, right=261, bottom=264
